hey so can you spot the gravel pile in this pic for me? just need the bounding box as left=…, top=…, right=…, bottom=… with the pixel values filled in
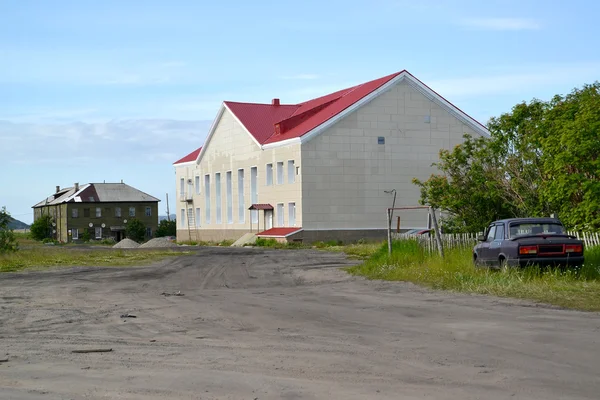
left=112, top=238, right=140, bottom=249
left=139, top=237, right=179, bottom=249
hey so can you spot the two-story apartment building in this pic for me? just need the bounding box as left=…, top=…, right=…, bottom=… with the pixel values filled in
left=173, top=70, right=489, bottom=243
left=32, top=182, right=160, bottom=242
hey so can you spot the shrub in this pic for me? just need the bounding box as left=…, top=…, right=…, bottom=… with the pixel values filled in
left=156, top=219, right=176, bottom=237
left=0, top=206, right=18, bottom=253
left=126, top=218, right=146, bottom=243
left=30, top=214, right=54, bottom=241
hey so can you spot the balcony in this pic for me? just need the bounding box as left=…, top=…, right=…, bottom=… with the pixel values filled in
left=179, top=192, right=194, bottom=202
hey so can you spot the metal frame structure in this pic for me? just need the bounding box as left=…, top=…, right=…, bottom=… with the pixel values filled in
left=386, top=206, right=444, bottom=257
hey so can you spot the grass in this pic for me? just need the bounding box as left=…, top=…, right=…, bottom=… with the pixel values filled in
left=348, top=240, right=600, bottom=312
left=0, top=247, right=191, bottom=273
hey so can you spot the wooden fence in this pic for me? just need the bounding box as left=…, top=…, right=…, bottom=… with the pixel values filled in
left=392, top=231, right=600, bottom=253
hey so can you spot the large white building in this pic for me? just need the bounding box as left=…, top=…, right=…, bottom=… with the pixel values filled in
left=173, top=70, right=489, bottom=243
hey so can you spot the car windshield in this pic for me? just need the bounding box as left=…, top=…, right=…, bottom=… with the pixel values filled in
left=508, top=222, right=565, bottom=238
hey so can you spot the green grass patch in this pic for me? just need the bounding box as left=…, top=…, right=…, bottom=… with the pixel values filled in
left=348, top=240, right=600, bottom=311
left=0, top=247, right=190, bottom=273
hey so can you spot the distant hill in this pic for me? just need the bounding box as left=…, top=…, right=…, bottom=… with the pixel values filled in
left=7, top=217, right=30, bottom=230
left=159, top=214, right=176, bottom=222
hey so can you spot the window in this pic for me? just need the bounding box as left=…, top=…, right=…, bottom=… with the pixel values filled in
left=204, top=175, right=211, bottom=224
left=287, top=160, right=295, bottom=184
left=378, top=136, right=385, bottom=145
left=180, top=208, right=185, bottom=227
left=226, top=171, right=233, bottom=224
left=277, top=203, right=284, bottom=226
left=215, top=173, right=222, bottom=224
left=266, top=163, right=273, bottom=186
left=72, top=208, right=78, bottom=218
left=145, top=206, right=151, bottom=217
left=288, top=202, right=296, bottom=227
left=494, top=224, right=505, bottom=240
left=238, top=169, right=245, bottom=223
left=251, top=167, right=258, bottom=223
left=95, top=227, right=102, bottom=239
left=180, top=178, right=185, bottom=198
left=84, top=208, right=90, bottom=217
left=129, top=207, right=136, bottom=217
left=146, top=227, right=152, bottom=238
left=276, top=162, right=284, bottom=184
left=195, top=176, right=200, bottom=195
left=72, top=228, right=79, bottom=240
left=115, top=207, right=121, bottom=217
left=486, top=225, right=496, bottom=242
left=195, top=207, right=201, bottom=228
left=95, top=207, right=102, bottom=217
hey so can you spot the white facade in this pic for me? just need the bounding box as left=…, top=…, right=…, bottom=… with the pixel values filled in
left=175, top=72, right=487, bottom=242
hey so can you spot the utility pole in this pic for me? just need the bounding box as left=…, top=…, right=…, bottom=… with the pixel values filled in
left=166, top=193, right=170, bottom=221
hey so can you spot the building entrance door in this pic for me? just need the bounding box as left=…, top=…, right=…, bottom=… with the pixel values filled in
left=265, top=210, right=273, bottom=230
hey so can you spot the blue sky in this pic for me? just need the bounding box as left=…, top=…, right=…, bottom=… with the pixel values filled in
left=1, top=0, right=598, bottom=223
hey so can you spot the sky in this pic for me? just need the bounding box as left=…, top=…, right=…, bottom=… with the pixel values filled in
left=1, top=0, right=598, bottom=223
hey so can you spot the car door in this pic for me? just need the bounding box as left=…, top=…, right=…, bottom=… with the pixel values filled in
left=487, top=223, right=505, bottom=263
left=478, top=225, right=496, bottom=264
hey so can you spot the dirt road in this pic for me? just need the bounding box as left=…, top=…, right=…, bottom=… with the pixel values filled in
left=1, top=247, right=599, bottom=399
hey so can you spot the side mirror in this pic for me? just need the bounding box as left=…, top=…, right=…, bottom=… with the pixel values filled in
left=477, top=234, right=486, bottom=242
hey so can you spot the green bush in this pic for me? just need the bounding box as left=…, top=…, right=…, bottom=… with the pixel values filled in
left=0, top=206, right=18, bottom=253
left=156, top=219, right=176, bottom=237
left=126, top=218, right=146, bottom=243
left=30, top=214, right=54, bottom=241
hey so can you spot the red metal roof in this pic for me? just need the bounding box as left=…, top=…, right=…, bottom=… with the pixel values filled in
left=257, top=227, right=302, bottom=237
left=174, top=70, right=488, bottom=160
left=173, top=147, right=202, bottom=165
left=248, top=203, right=274, bottom=210
left=222, top=71, right=402, bottom=146
left=224, top=102, right=299, bottom=144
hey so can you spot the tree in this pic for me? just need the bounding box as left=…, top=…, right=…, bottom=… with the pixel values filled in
left=0, top=206, right=18, bottom=253
left=538, top=83, right=600, bottom=231
left=30, top=214, right=54, bottom=241
left=413, top=81, right=600, bottom=232
left=126, top=218, right=146, bottom=242
left=155, top=219, right=176, bottom=237
left=413, top=135, right=517, bottom=233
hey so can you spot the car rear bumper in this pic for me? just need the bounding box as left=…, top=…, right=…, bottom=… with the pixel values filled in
left=509, top=256, right=585, bottom=267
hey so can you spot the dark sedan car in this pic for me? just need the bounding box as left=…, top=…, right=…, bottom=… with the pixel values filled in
left=473, top=218, right=585, bottom=269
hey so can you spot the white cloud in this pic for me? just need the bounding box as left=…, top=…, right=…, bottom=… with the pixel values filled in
left=458, top=17, right=541, bottom=31
left=0, top=119, right=212, bottom=166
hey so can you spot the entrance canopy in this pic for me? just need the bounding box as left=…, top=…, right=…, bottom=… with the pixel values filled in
left=248, top=204, right=274, bottom=210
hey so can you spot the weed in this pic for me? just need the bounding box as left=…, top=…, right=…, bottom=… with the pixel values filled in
left=348, top=239, right=600, bottom=311
left=0, top=247, right=189, bottom=273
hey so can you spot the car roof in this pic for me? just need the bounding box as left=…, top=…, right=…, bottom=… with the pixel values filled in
left=492, top=218, right=563, bottom=225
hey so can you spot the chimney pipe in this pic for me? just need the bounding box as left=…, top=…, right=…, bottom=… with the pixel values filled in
left=56, top=185, right=60, bottom=193
left=272, top=98, right=280, bottom=106
left=74, top=182, right=79, bottom=191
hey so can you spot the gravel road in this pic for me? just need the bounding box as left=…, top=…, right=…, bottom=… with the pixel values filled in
left=1, top=247, right=599, bottom=399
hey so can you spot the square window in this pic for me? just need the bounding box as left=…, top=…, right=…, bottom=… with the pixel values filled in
left=72, top=208, right=78, bottom=218
left=378, top=136, right=385, bottom=145
left=95, top=207, right=102, bottom=217
left=129, top=207, right=136, bottom=217
left=83, top=208, right=90, bottom=217
left=145, top=206, right=151, bottom=217
left=115, top=207, right=122, bottom=217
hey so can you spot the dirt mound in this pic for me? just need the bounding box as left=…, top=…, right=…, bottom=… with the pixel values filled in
left=139, top=237, right=179, bottom=249
left=112, top=238, right=140, bottom=249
